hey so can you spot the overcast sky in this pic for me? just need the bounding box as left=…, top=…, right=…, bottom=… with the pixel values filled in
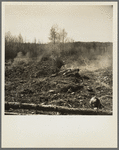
left=5, top=3, right=113, bottom=43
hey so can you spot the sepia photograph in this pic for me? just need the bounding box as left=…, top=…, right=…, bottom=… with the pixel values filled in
left=1, top=1, right=117, bottom=148
left=4, top=3, right=114, bottom=115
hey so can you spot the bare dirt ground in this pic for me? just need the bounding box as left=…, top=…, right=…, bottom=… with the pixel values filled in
left=5, top=55, right=113, bottom=115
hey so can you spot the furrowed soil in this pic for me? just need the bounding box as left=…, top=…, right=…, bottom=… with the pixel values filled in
left=5, top=55, right=113, bottom=115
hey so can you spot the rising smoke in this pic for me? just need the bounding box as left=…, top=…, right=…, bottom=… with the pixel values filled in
left=11, top=43, right=113, bottom=73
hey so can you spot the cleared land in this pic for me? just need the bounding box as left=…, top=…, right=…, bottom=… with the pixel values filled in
left=5, top=44, right=113, bottom=115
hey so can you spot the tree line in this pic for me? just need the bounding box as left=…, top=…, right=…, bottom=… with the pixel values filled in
left=5, top=24, right=111, bottom=61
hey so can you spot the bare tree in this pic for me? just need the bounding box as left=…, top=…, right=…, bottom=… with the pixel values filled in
left=18, top=33, right=23, bottom=43
left=5, top=31, right=13, bottom=43
left=60, top=28, right=67, bottom=43
left=33, top=38, right=37, bottom=44
left=60, top=28, right=67, bottom=51
left=49, top=24, right=59, bottom=44
left=57, top=28, right=67, bottom=43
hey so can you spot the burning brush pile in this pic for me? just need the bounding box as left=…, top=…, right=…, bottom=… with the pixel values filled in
left=5, top=53, right=113, bottom=115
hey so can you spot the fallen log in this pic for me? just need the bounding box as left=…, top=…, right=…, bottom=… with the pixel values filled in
left=51, top=69, right=71, bottom=77
left=5, top=112, right=20, bottom=115
left=58, top=69, right=71, bottom=75
left=51, top=68, right=80, bottom=77
left=5, top=102, right=112, bottom=115
left=63, top=68, right=80, bottom=76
